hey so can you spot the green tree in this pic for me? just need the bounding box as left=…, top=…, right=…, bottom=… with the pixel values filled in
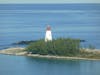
left=25, top=38, right=80, bottom=56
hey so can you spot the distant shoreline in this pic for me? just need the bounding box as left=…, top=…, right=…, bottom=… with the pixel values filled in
left=0, top=47, right=100, bottom=60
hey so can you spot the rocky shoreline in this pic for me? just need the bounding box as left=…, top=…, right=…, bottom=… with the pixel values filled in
left=0, top=47, right=100, bottom=60
left=0, top=47, right=27, bottom=56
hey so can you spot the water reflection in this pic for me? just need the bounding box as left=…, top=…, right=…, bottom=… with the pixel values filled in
left=0, top=54, right=100, bottom=75
left=25, top=57, right=100, bottom=75
left=25, top=57, right=82, bottom=75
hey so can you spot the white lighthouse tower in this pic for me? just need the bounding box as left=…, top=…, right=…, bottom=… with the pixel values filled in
left=45, top=25, right=52, bottom=42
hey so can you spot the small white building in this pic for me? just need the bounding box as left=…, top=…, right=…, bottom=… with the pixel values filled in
left=45, top=25, right=52, bottom=42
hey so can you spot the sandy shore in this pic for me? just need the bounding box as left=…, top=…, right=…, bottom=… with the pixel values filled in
left=0, top=47, right=27, bottom=55
left=0, top=47, right=100, bottom=60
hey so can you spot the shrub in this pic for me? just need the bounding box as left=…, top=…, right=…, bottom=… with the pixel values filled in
left=25, top=38, right=80, bottom=56
left=88, top=44, right=95, bottom=50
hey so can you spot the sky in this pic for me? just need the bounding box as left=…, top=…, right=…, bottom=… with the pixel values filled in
left=0, top=0, right=100, bottom=4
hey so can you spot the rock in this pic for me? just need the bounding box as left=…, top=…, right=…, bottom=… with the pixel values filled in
left=12, top=40, right=37, bottom=45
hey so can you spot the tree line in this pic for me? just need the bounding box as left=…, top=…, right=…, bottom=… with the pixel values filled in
left=25, top=38, right=81, bottom=56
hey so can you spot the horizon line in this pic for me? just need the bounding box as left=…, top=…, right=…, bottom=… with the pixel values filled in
left=0, top=3, right=100, bottom=4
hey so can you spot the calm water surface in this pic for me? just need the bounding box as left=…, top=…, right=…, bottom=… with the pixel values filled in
left=0, top=54, right=100, bottom=75
left=0, top=4, right=100, bottom=49
left=0, top=4, right=100, bottom=75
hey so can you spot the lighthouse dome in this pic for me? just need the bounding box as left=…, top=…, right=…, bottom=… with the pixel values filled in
left=46, top=25, right=51, bottom=31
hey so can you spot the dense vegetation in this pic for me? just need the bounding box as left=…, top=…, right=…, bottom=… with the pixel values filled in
left=25, top=38, right=81, bottom=56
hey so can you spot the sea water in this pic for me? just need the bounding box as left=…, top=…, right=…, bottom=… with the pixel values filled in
left=0, top=4, right=100, bottom=49
left=0, top=54, right=100, bottom=75
left=0, top=4, right=100, bottom=75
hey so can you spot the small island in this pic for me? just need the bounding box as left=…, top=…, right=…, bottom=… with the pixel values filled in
left=0, top=38, right=100, bottom=60
left=0, top=26, right=100, bottom=60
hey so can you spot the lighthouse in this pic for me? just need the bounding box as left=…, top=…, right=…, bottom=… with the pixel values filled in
left=45, top=25, right=52, bottom=42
